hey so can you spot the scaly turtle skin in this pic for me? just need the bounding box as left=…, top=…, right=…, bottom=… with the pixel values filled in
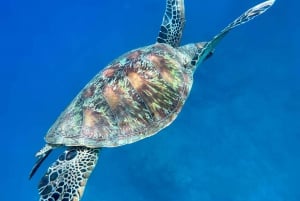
left=29, top=0, right=275, bottom=200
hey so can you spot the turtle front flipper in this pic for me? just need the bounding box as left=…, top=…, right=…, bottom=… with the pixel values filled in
left=38, top=147, right=99, bottom=201
left=157, top=0, right=185, bottom=47
left=191, top=0, right=275, bottom=66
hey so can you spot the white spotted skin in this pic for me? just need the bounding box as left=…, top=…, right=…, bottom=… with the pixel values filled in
left=38, top=147, right=99, bottom=201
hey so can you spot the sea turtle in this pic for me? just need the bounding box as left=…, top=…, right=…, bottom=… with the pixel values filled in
left=30, top=0, right=275, bottom=200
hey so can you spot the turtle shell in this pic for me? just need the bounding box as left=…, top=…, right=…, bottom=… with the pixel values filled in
left=45, top=43, right=194, bottom=148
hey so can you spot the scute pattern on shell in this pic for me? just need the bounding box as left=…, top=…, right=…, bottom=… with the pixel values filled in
left=45, top=43, right=193, bottom=147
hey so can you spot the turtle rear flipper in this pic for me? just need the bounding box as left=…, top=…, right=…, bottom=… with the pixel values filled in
left=38, top=147, right=99, bottom=201
left=29, top=149, right=52, bottom=179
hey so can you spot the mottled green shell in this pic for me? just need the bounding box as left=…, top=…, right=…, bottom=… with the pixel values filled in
left=45, top=43, right=193, bottom=147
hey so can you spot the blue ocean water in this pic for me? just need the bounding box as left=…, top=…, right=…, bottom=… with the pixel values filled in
left=0, top=0, right=298, bottom=200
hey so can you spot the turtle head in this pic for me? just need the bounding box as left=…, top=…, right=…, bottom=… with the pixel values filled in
left=178, top=0, right=276, bottom=74
left=178, top=42, right=214, bottom=73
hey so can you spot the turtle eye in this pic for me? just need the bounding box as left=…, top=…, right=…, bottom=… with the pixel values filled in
left=66, top=149, right=77, bottom=161
left=182, top=56, right=189, bottom=68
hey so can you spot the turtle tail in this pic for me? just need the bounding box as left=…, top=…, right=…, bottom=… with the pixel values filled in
left=38, top=147, right=100, bottom=201
left=191, top=0, right=275, bottom=66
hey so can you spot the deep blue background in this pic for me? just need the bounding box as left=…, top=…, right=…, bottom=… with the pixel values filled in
left=0, top=0, right=298, bottom=200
